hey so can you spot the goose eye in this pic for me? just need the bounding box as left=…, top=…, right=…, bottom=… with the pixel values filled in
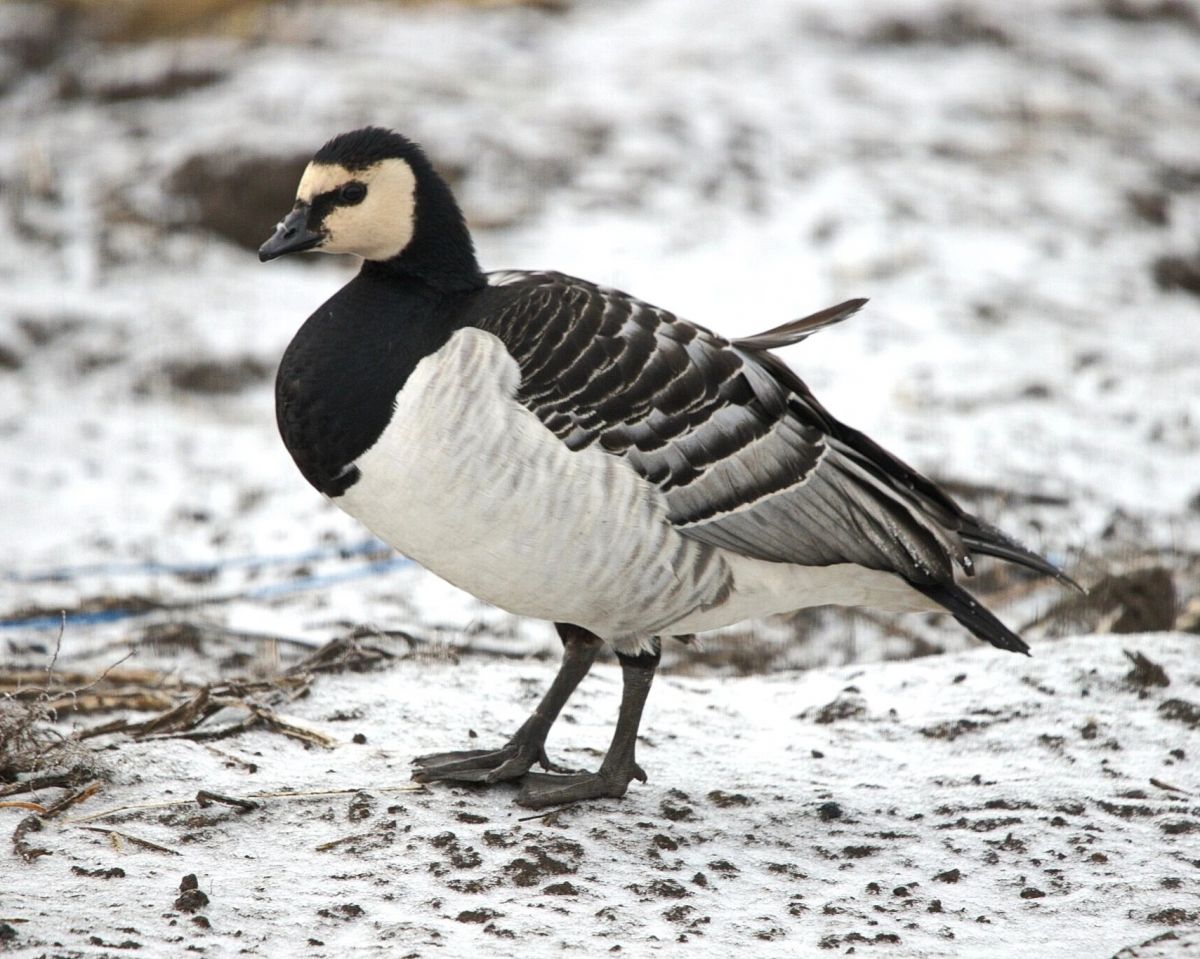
left=340, top=182, right=367, bottom=204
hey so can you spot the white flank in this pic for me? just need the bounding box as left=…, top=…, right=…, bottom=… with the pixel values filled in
left=335, top=329, right=936, bottom=649
left=336, top=328, right=720, bottom=645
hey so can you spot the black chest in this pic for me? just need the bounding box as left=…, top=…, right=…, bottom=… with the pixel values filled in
left=275, top=271, right=463, bottom=497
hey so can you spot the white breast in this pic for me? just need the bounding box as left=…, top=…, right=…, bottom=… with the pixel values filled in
left=334, top=328, right=731, bottom=643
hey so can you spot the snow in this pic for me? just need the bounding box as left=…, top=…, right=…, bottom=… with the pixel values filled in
left=1, top=0, right=1198, bottom=953
left=4, top=633, right=1199, bottom=956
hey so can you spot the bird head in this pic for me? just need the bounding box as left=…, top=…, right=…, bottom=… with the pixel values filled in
left=259, top=127, right=481, bottom=289
left=259, top=127, right=420, bottom=263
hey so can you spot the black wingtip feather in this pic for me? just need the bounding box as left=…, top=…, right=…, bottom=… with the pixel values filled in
left=913, top=582, right=1031, bottom=656
left=960, top=522, right=1084, bottom=593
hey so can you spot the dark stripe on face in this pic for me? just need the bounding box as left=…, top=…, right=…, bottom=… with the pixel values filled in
left=303, top=181, right=367, bottom=231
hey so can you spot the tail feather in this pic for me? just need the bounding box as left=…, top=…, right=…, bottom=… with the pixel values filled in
left=912, top=581, right=1031, bottom=656
left=733, top=298, right=868, bottom=351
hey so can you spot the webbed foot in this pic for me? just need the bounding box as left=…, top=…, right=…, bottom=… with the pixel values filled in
left=516, top=761, right=647, bottom=809
left=412, top=740, right=576, bottom=784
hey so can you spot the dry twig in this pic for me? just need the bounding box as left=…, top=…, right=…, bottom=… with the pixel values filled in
left=75, top=825, right=180, bottom=856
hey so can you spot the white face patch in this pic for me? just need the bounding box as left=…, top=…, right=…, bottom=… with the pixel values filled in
left=295, top=158, right=417, bottom=262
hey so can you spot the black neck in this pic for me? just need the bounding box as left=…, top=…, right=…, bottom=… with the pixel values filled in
left=376, top=158, right=486, bottom=293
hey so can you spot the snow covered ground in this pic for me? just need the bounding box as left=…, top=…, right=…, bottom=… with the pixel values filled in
left=3, top=633, right=1199, bottom=957
left=1, top=0, right=1198, bottom=954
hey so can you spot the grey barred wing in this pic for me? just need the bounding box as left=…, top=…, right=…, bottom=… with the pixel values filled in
left=475, top=272, right=969, bottom=584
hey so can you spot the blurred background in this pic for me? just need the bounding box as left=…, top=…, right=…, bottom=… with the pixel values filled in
left=1, top=0, right=1198, bottom=676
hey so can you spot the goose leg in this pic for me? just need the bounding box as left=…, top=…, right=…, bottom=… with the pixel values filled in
left=411, top=623, right=601, bottom=785
left=516, top=641, right=659, bottom=809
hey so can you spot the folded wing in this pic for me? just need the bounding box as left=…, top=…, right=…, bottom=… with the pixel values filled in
left=473, top=272, right=1071, bottom=625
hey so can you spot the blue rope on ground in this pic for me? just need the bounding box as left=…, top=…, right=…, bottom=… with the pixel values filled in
left=1, top=538, right=393, bottom=584
left=0, top=552, right=414, bottom=631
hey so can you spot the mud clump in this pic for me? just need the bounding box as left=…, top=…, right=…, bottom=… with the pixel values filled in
left=347, top=791, right=374, bottom=822
left=629, top=879, right=690, bottom=900
left=72, top=866, right=126, bottom=879
left=863, top=8, right=1012, bottom=47
left=317, top=903, right=364, bottom=921
left=817, top=802, right=843, bottom=822
left=1148, top=908, right=1197, bottom=926
left=660, top=795, right=697, bottom=822
left=1153, top=252, right=1200, bottom=297
left=1124, top=650, right=1170, bottom=691
left=1158, top=699, right=1200, bottom=729
left=456, top=908, right=500, bottom=924
left=708, top=789, right=754, bottom=808
left=503, top=839, right=581, bottom=887
left=428, top=832, right=483, bottom=872
left=174, top=874, right=209, bottom=913
left=806, top=688, right=867, bottom=724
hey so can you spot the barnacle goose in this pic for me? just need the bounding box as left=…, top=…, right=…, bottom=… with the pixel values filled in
left=260, top=127, right=1077, bottom=808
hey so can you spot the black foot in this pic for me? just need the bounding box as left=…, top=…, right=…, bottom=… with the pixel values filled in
left=411, top=740, right=576, bottom=785
left=515, top=762, right=647, bottom=809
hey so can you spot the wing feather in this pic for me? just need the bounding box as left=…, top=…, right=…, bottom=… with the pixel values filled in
left=471, top=271, right=1068, bottom=594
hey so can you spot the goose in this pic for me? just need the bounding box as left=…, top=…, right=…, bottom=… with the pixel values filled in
left=259, top=127, right=1075, bottom=809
